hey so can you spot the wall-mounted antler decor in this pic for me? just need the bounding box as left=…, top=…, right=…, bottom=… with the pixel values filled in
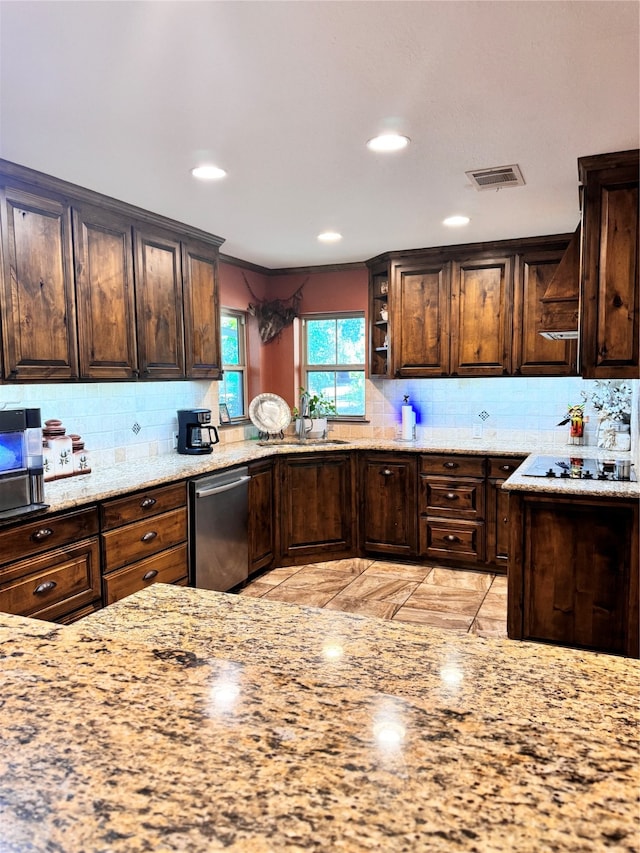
left=243, top=273, right=309, bottom=344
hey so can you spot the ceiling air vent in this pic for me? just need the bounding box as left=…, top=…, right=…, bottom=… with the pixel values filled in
left=465, top=164, right=525, bottom=191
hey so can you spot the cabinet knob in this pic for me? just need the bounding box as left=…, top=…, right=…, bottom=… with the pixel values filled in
left=381, top=468, right=393, bottom=476
left=444, top=534, right=460, bottom=543
left=142, top=569, right=159, bottom=581
left=500, top=465, right=511, bottom=472
left=140, top=497, right=157, bottom=509
left=141, top=530, right=158, bottom=543
left=34, top=580, right=57, bottom=595
left=445, top=492, right=458, bottom=500
left=443, top=462, right=458, bottom=469
left=31, top=527, right=54, bottom=542
left=503, top=517, right=508, bottom=524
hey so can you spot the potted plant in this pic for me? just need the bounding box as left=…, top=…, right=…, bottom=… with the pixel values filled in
left=292, top=387, right=337, bottom=438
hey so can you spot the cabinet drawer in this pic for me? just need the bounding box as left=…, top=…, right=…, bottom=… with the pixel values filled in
left=420, top=455, right=485, bottom=477
left=420, top=477, right=485, bottom=519
left=0, top=539, right=101, bottom=620
left=101, top=507, right=187, bottom=572
left=100, top=482, right=186, bottom=530
left=420, top=518, right=485, bottom=563
left=488, top=456, right=525, bottom=479
left=102, top=543, right=188, bottom=606
left=0, top=508, right=99, bottom=566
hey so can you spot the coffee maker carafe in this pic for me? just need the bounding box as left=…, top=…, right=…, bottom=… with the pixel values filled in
left=177, top=409, right=219, bottom=455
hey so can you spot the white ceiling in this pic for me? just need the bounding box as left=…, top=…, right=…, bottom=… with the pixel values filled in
left=1, top=1, right=638, bottom=269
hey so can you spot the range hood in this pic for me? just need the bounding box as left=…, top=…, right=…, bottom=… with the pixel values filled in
left=539, top=226, right=581, bottom=340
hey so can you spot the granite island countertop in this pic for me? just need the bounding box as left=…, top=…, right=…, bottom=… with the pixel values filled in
left=1, top=584, right=639, bottom=852
left=40, top=437, right=639, bottom=515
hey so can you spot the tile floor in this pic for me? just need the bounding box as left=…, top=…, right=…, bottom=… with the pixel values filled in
left=240, top=558, right=507, bottom=638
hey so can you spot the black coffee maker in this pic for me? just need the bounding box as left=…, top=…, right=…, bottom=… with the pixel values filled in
left=177, top=409, right=219, bottom=455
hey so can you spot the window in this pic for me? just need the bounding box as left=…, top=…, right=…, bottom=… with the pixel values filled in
left=301, top=312, right=366, bottom=417
left=220, top=309, right=248, bottom=420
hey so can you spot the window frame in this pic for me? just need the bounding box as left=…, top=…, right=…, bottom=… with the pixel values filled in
left=300, top=310, right=366, bottom=420
left=220, top=307, right=249, bottom=422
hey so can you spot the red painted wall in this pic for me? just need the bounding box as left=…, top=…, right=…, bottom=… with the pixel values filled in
left=219, top=262, right=368, bottom=410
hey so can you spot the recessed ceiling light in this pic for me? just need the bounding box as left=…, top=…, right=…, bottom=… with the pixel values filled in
left=191, top=164, right=227, bottom=180
left=318, top=231, right=342, bottom=243
left=366, top=133, right=410, bottom=153
left=443, top=215, right=470, bottom=227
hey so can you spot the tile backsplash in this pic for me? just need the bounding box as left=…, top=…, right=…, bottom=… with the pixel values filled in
left=0, top=376, right=637, bottom=471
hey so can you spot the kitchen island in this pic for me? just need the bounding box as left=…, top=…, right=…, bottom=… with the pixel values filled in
left=1, top=584, right=638, bottom=852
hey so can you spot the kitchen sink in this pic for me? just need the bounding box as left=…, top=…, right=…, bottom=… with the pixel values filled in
left=257, top=438, right=351, bottom=447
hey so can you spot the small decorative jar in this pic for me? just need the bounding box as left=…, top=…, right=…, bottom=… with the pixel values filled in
left=614, top=423, right=631, bottom=452
left=42, top=439, right=56, bottom=482
left=70, top=434, right=91, bottom=476
left=43, top=419, right=74, bottom=479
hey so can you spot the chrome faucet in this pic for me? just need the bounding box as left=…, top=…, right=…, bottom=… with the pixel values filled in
left=297, top=391, right=311, bottom=441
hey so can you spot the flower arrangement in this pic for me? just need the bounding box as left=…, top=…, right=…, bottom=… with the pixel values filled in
left=581, top=381, right=632, bottom=423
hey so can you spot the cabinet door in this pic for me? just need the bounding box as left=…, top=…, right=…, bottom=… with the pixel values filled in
left=134, top=228, right=185, bottom=379
left=579, top=153, right=639, bottom=379
left=509, top=494, right=638, bottom=657
left=0, top=185, right=78, bottom=380
left=512, top=250, right=577, bottom=375
left=390, top=258, right=450, bottom=377
left=182, top=239, right=222, bottom=379
left=451, top=256, right=513, bottom=375
left=278, top=453, right=356, bottom=563
left=360, top=454, right=417, bottom=556
left=73, top=204, right=138, bottom=380
left=249, top=460, right=275, bottom=574
left=486, top=457, right=525, bottom=572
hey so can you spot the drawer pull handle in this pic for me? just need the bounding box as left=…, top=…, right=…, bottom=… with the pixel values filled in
left=141, top=531, right=158, bottom=543
left=443, top=462, right=458, bottom=469
left=445, top=492, right=458, bottom=500
left=140, top=497, right=157, bottom=509
left=381, top=468, right=393, bottom=476
left=444, top=534, right=460, bottom=543
left=31, top=527, right=54, bottom=542
left=142, top=569, right=158, bottom=581
left=34, top=580, right=57, bottom=595
left=500, top=465, right=512, bottom=472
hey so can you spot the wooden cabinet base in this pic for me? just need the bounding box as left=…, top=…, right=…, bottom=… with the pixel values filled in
left=102, top=544, right=188, bottom=606
left=508, top=493, right=639, bottom=658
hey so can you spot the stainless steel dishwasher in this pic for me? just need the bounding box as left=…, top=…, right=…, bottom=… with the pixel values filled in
left=190, top=466, right=250, bottom=591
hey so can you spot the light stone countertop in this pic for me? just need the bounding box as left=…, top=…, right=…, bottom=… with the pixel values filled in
left=40, top=437, right=638, bottom=514
left=1, top=583, right=638, bottom=852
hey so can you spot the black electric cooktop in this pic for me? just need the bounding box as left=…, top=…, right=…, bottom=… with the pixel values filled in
left=524, top=456, right=635, bottom=482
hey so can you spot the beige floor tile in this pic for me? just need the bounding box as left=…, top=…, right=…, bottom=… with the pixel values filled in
left=423, top=566, right=494, bottom=591
left=257, top=566, right=304, bottom=586
left=311, top=558, right=373, bottom=574
left=336, top=573, right=419, bottom=605
left=405, top=583, right=486, bottom=616
left=364, top=561, right=432, bottom=582
left=476, top=594, right=507, bottom=620
left=470, top=616, right=508, bottom=638
left=276, top=566, right=354, bottom=592
left=393, top=606, right=474, bottom=631
left=262, top=586, right=337, bottom=608
left=488, top=576, right=508, bottom=594
left=239, top=581, right=271, bottom=598
left=323, top=596, right=399, bottom=620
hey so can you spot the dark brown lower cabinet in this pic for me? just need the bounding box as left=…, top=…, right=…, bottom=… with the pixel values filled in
left=249, top=459, right=275, bottom=575
left=486, top=456, right=526, bottom=572
left=508, top=492, right=639, bottom=657
left=360, top=453, right=417, bottom=557
left=278, top=452, right=356, bottom=565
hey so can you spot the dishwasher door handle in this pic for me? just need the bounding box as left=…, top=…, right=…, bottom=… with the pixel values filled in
left=195, top=475, right=251, bottom=499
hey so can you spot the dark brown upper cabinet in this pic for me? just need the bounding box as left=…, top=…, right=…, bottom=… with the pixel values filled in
left=512, top=247, right=577, bottom=375
left=73, top=203, right=138, bottom=380
left=0, top=183, right=78, bottom=381
left=181, top=239, right=222, bottom=380
left=390, top=257, right=451, bottom=377
left=450, top=255, right=513, bottom=376
left=579, top=149, right=639, bottom=379
left=134, top=228, right=186, bottom=380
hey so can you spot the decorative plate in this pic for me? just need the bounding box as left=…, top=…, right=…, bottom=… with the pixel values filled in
left=249, top=393, right=291, bottom=434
